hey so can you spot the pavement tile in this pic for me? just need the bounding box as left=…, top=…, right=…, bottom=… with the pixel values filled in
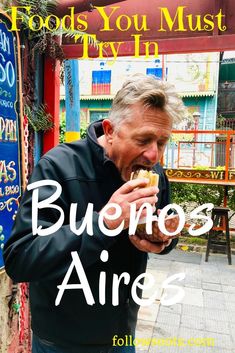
left=201, top=262, right=218, bottom=270
left=221, top=267, right=235, bottom=274
left=184, top=279, right=202, bottom=289
left=180, top=314, right=205, bottom=331
left=203, top=290, right=225, bottom=300
left=205, top=319, right=230, bottom=334
left=160, top=277, right=185, bottom=307
left=148, top=344, right=180, bottom=353
left=177, top=327, right=208, bottom=352
left=159, top=249, right=202, bottom=264
left=222, top=285, right=235, bottom=293
left=220, top=276, right=235, bottom=286
left=149, top=254, right=172, bottom=267
left=203, top=332, right=233, bottom=350
left=203, top=308, right=229, bottom=322
left=184, top=271, right=202, bottom=288
left=230, top=324, right=235, bottom=345
left=135, top=347, right=149, bottom=353
left=169, top=262, right=187, bottom=273
left=207, top=254, right=235, bottom=266
left=203, top=291, right=226, bottom=310
left=147, top=258, right=171, bottom=271
left=177, top=348, right=205, bottom=353
left=183, top=282, right=202, bottom=289
left=147, top=270, right=168, bottom=284
left=182, top=304, right=205, bottom=318
left=224, top=301, right=235, bottom=313
left=135, top=320, right=155, bottom=340
left=159, top=303, right=182, bottom=315
left=227, top=311, right=235, bottom=323
left=135, top=347, right=148, bottom=353
left=138, top=303, right=159, bottom=322
left=205, top=348, right=233, bottom=353
left=156, top=312, right=181, bottom=327
left=142, top=269, right=165, bottom=300
left=224, top=292, right=235, bottom=304
left=201, top=268, right=221, bottom=280
left=153, top=323, right=179, bottom=338
left=201, top=274, right=221, bottom=284
left=178, top=327, right=205, bottom=339
left=201, top=268, right=220, bottom=275
left=140, top=250, right=235, bottom=353
left=202, top=282, right=222, bottom=291
left=185, top=268, right=202, bottom=277
left=203, top=297, right=226, bottom=310
left=181, top=287, right=203, bottom=307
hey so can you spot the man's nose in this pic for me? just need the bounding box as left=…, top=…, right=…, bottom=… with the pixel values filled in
left=142, top=143, right=159, bottom=164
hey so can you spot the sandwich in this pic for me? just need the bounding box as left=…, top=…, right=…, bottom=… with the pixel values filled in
left=130, top=169, right=159, bottom=188
left=130, top=169, right=159, bottom=234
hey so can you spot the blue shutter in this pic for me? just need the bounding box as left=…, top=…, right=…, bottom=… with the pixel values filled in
left=146, top=68, right=162, bottom=79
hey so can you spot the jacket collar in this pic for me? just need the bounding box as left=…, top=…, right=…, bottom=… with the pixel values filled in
left=87, top=120, right=121, bottom=179
left=87, top=120, right=109, bottom=165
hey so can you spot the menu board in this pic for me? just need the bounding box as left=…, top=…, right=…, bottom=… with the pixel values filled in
left=0, top=13, right=22, bottom=269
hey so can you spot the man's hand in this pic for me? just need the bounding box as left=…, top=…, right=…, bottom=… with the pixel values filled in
left=101, top=178, right=158, bottom=230
left=129, top=234, right=172, bottom=253
left=145, top=214, right=180, bottom=242
left=129, top=214, right=180, bottom=253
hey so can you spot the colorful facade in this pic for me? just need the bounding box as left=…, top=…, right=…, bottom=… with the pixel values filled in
left=60, top=53, right=219, bottom=133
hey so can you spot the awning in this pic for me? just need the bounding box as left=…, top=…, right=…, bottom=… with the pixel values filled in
left=60, top=0, right=235, bottom=58
left=179, top=91, right=215, bottom=98
left=61, top=92, right=215, bottom=101
left=80, top=95, right=114, bottom=100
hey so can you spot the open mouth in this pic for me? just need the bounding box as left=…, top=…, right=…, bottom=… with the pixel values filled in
left=131, top=165, right=151, bottom=174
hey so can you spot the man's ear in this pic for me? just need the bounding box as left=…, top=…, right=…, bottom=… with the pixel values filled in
left=102, top=119, right=114, bottom=143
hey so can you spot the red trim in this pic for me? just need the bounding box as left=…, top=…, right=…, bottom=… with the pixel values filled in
left=92, top=83, right=111, bottom=95
left=62, top=34, right=235, bottom=58
left=43, top=57, right=60, bottom=154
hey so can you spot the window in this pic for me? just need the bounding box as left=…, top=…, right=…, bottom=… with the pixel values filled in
left=92, top=70, right=111, bottom=95
left=146, top=68, right=162, bottom=79
left=90, top=111, right=109, bottom=123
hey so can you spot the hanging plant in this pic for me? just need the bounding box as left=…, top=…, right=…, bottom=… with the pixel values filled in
left=24, top=104, right=54, bottom=132
left=4, top=0, right=99, bottom=63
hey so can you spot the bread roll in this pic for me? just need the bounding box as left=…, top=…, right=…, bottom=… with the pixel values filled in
left=130, top=169, right=159, bottom=233
left=130, top=169, right=159, bottom=188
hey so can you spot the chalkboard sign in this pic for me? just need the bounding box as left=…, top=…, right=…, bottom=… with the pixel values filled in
left=0, top=12, right=23, bottom=269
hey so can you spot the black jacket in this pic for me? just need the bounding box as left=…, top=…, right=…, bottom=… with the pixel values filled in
left=4, top=121, right=176, bottom=352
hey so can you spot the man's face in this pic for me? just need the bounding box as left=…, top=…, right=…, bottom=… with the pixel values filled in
left=103, top=103, right=172, bottom=181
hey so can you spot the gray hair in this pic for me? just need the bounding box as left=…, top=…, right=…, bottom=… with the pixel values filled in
left=108, top=74, right=187, bottom=128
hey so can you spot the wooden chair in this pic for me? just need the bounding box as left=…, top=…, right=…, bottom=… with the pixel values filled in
left=205, top=206, right=232, bottom=265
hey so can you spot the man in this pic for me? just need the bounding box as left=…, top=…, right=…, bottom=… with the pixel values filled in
left=4, top=74, right=186, bottom=353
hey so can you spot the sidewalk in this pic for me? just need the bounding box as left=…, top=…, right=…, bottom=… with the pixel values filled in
left=136, top=249, right=235, bottom=353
